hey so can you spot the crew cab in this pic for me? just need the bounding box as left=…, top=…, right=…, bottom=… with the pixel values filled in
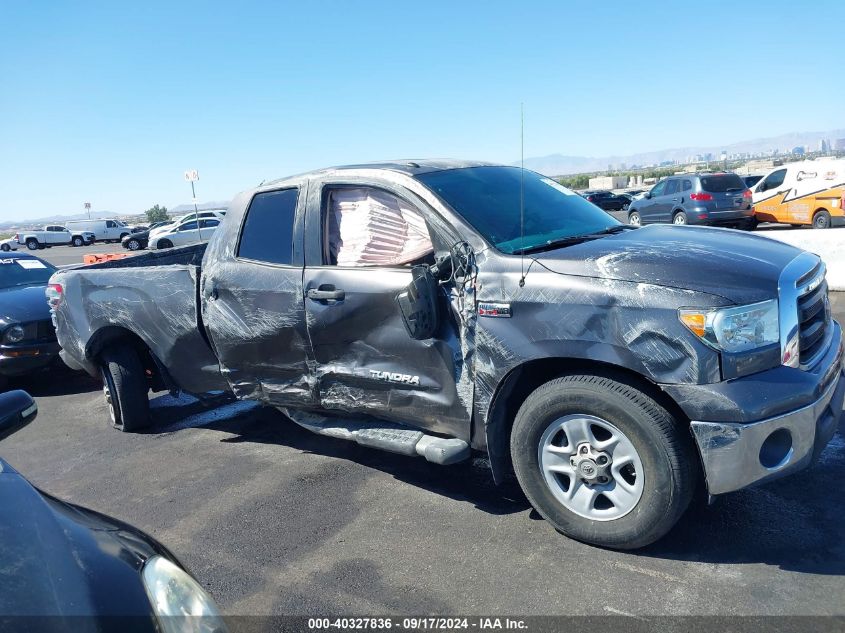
left=16, top=225, right=95, bottom=250
left=49, top=161, right=844, bottom=549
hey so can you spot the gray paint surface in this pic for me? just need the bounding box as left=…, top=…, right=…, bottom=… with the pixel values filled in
left=52, top=161, right=840, bottom=487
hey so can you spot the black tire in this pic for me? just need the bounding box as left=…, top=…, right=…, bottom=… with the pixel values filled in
left=157, top=239, right=173, bottom=249
left=127, top=238, right=142, bottom=251
left=628, top=211, right=641, bottom=226
left=99, top=346, right=150, bottom=432
left=743, top=218, right=758, bottom=231
left=26, top=238, right=38, bottom=250
left=72, top=236, right=84, bottom=247
left=621, top=203, right=629, bottom=211
left=0, top=244, right=9, bottom=252
left=812, top=209, right=831, bottom=229
left=672, top=210, right=688, bottom=225
left=510, top=374, right=697, bottom=550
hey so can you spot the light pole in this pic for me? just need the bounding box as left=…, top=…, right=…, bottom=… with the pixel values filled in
left=184, top=170, right=202, bottom=242
left=84, top=202, right=91, bottom=220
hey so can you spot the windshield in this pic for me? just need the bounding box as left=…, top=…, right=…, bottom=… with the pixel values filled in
left=0, top=256, right=56, bottom=290
left=416, top=166, right=620, bottom=254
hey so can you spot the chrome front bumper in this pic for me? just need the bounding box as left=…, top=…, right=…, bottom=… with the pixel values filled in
left=691, top=355, right=844, bottom=496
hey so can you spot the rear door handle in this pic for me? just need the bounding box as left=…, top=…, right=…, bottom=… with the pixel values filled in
left=307, top=285, right=345, bottom=302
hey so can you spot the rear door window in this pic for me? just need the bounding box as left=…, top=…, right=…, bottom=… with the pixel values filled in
left=700, top=174, right=746, bottom=193
left=665, top=180, right=680, bottom=195
left=237, top=188, right=299, bottom=265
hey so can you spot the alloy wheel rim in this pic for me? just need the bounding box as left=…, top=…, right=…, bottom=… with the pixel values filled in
left=538, top=414, right=644, bottom=521
left=101, top=369, right=117, bottom=425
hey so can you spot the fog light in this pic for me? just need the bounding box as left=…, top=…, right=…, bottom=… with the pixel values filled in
left=759, top=428, right=793, bottom=469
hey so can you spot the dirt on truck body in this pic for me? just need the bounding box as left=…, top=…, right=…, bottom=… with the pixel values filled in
left=50, top=161, right=845, bottom=549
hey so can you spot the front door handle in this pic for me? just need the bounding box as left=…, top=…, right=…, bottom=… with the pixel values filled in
left=307, top=285, right=345, bottom=302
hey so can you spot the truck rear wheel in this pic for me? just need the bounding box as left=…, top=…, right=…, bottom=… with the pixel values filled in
left=510, top=374, right=696, bottom=549
left=100, top=346, right=150, bottom=432
left=26, top=238, right=38, bottom=250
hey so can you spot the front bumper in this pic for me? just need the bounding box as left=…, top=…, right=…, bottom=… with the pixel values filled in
left=687, top=332, right=844, bottom=495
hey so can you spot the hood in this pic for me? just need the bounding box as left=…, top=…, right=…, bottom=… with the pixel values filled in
left=0, top=284, right=52, bottom=327
left=533, top=225, right=805, bottom=304
left=0, top=458, right=161, bottom=619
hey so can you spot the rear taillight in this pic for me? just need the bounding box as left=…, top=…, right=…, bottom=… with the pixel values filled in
left=46, top=283, right=63, bottom=310
left=689, top=192, right=713, bottom=201
left=743, top=189, right=753, bottom=199
left=14, top=233, right=19, bottom=242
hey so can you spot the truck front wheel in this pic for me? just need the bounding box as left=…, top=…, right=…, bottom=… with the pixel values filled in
left=510, top=374, right=696, bottom=549
left=72, top=236, right=84, bottom=247
left=100, top=346, right=151, bottom=432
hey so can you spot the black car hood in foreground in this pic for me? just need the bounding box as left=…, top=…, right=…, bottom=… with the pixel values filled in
left=0, top=457, right=169, bottom=622
left=0, top=284, right=52, bottom=327
left=534, top=225, right=804, bottom=304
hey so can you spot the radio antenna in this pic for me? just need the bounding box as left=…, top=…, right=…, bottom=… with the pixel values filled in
left=519, top=102, right=526, bottom=288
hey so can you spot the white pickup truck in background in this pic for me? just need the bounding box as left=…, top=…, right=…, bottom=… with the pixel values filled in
left=16, top=225, right=95, bottom=250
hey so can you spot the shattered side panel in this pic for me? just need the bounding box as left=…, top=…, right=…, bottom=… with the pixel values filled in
left=472, top=261, right=728, bottom=434
left=54, top=264, right=227, bottom=394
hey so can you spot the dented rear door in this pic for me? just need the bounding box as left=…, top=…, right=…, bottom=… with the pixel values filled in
left=201, top=184, right=315, bottom=407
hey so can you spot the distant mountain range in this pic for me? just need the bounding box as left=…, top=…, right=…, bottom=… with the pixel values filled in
left=519, top=128, right=845, bottom=176
left=0, top=200, right=231, bottom=230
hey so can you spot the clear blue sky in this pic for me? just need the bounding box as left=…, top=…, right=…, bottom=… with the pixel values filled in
left=1, top=0, right=843, bottom=221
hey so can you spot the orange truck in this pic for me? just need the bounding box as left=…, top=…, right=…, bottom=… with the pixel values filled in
left=752, top=159, right=845, bottom=229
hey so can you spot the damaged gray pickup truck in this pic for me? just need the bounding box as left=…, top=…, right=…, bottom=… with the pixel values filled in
left=50, top=161, right=844, bottom=549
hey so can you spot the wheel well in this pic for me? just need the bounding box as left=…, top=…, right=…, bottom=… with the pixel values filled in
left=813, top=208, right=830, bottom=218
left=86, top=326, right=170, bottom=392
left=485, top=357, right=691, bottom=484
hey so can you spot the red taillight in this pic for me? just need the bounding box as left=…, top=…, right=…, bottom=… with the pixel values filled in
left=587, top=196, right=595, bottom=202
left=14, top=233, right=19, bottom=242
left=689, top=192, right=713, bottom=201
left=743, top=189, right=753, bottom=199
left=46, top=283, right=63, bottom=310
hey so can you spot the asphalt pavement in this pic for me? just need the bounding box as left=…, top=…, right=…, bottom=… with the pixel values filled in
left=1, top=292, right=843, bottom=617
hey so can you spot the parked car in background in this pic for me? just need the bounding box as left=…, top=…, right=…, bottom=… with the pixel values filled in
left=743, top=175, right=763, bottom=189
left=121, top=221, right=173, bottom=251
left=65, top=218, right=132, bottom=243
left=148, top=217, right=221, bottom=249
left=15, top=225, right=95, bottom=250
left=0, top=253, right=60, bottom=386
left=148, top=211, right=226, bottom=242
left=627, top=172, right=754, bottom=228
left=0, top=389, right=227, bottom=629
left=752, top=159, right=845, bottom=229
left=583, top=190, right=629, bottom=211
left=0, top=239, right=18, bottom=252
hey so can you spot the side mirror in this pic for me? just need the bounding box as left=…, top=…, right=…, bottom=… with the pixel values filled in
left=644, top=192, right=652, bottom=199
left=396, top=265, right=439, bottom=340
left=0, top=390, right=37, bottom=442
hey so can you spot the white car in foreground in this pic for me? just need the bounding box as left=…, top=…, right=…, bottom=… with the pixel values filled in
left=0, top=238, right=18, bottom=252
left=148, top=217, right=221, bottom=249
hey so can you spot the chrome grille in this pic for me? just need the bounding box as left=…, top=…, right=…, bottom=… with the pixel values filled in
left=796, top=266, right=830, bottom=368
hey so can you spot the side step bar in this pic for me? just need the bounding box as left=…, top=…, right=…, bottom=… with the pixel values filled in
left=280, top=408, right=470, bottom=465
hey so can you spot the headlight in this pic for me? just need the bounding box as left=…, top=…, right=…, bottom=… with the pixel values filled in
left=4, top=325, right=25, bottom=344
left=679, top=299, right=779, bottom=354
left=142, top=555, right=228, bottom=633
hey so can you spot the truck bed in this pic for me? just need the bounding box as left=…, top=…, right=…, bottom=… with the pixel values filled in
left=54, top=243, right=228, bottom=394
